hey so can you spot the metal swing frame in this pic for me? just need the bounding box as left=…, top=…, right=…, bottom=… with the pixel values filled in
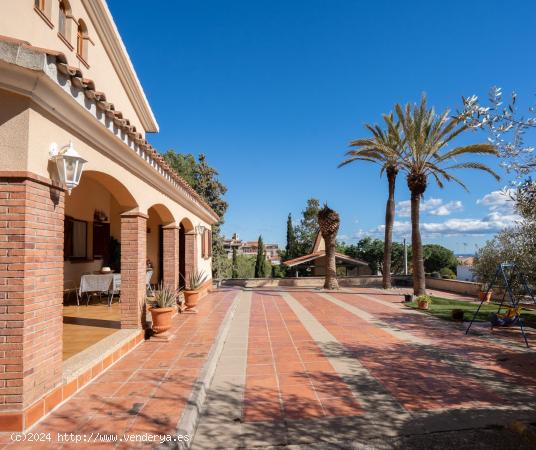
left=465, top=262, right=535, bottom=348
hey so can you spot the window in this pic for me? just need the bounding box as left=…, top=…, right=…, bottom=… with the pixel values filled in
left=77, top=19, right=88, bottom=62
left=64, top=216, right=87, bottom=259
left=92, top=222, right=110, bottom=260
left=201, top=229, right=212, bottom=258
left=58, top=1, right=67, bottom=36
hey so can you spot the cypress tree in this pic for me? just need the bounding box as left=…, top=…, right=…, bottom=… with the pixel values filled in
left=232, top=247, right=238, bottom=278
left=254, top=236, right=266, bottom=278
left=285, top=213, right=297, bottom=260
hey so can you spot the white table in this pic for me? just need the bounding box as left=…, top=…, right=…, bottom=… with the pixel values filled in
left=79, top=273, right=121, bottom=306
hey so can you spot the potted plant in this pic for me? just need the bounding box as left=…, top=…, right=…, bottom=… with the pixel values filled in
left=148, top=285, right=178, bottom=334
left=184, top=270, right=208, bottom=312
left=416, top=294, right=432, bottom=310
left=479, top=283, right=492, bottom=303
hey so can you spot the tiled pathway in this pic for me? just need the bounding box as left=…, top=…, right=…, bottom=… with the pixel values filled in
left=244, top=292, right=361, bottom=421
left=1, top=289, right=238, bottom=450
left=193, top=287, right=536, bottom=449
left=4, top=287, right=536, bottom=450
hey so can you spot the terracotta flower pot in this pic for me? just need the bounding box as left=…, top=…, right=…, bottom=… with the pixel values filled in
left=149, top=307, right=174, bottom=334
left=417, top=300, right=430, bottom=310
left=184, top=290, right=200, bottom=311
left=479, top=291, right=492, bottom=303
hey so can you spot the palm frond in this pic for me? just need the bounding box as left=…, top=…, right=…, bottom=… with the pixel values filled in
left=435, top=144, right=498, bottom=163
left=445, top=162, right=501, bottom=181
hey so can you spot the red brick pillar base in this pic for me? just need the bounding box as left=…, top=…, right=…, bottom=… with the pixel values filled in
left=0, top=174, right=64, bottom=431
left=162, top=225, right=179, bottom=289
left=120, top=211, right=147, bottom=329
left=184, top=231, right=197, bottom=288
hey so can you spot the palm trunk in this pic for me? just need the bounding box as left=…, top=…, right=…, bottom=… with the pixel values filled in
left=324, top=233, right=339, bottom=290
left=410, top=190, right=426, bottom=295
left=382, top=169, right=397, bottom=289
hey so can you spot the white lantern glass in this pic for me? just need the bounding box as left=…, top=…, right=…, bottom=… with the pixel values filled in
left=51, top=142, right=87, bottom=193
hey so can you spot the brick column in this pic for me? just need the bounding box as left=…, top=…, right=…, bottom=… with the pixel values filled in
left=184, top=231, right=197, bottom=288
left=162, top=225, right=179, bottom=289
left=0, top=174, right=64, bottom=429
left=120, top=211, right=147, bottom=329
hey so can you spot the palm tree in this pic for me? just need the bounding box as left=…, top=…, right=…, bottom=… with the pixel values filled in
left=339, top=114, right=404, bottom=289
left=394, top=95, right=500, bottom=295
left=317, top=204, right=340, bottom=290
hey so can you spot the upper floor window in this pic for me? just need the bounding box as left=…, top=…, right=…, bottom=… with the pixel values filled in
left=34, top=0, right=53, bottom=28
left=58, top=1, right=67, bottom=36
left=77, top=19, right=88, bottom=62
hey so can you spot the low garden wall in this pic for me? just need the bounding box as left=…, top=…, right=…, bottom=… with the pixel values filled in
left=221, top=275, right=385, bottom=288
left=425, top=277, right=480, bottom=297
left=221, top=275, right=483, bottom=297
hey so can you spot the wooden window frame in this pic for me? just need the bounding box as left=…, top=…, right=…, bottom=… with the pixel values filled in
left=64, top=215, right=88, bottom=261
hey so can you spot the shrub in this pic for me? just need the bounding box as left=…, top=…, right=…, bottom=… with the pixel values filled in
left=439, top=267, right=456, bottom=279
left=416, top=294, right=432, bottom=304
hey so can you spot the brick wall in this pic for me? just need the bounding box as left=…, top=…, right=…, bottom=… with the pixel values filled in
left=162, top=226, right=179, bottom=289
left=0, top=176, right=64, bottom=413
left=120, top=212, right=147, bottom=329
left=184, top=231, right=197, bottom=289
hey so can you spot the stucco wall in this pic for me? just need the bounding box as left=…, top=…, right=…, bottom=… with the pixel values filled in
left=0, top=0, right=147, bottom=133
left=0, top=91, right=30, bottom=171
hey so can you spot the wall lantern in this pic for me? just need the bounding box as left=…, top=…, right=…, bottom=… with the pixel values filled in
left=49, top=141, right=87, bottom=194
left=195, top=224, right=206, bottom=235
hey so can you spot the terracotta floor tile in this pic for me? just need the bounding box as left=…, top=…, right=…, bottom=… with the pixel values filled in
left=113, top=382, right=155, bottom=399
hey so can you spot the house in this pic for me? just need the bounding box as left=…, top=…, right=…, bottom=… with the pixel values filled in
left=283, top=233, right=371, bottom=276
left=457, top=256, right=476, bottom=281
left=224, top=233, right=281, bottom=265
left=0, top=0, right=217, bottom=431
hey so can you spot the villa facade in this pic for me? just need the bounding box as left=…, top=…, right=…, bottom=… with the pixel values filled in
left=0, top=0, right=217, bottom=431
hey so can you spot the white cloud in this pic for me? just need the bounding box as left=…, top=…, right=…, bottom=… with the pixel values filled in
left=476, top=189, right=515, bottom=214
left=396, top=198, right=463, bottom=217
left=429, top=200, right=464, bottom=216
left=370, top=212, right=520, bottom=238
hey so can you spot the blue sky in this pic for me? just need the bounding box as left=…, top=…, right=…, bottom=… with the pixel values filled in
left=109, top=0, right=534, bottom=254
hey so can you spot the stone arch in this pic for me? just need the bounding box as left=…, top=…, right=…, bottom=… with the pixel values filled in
left=83, top=170, right=138, bottom=210
left=146, top=204, right=177, bottom=286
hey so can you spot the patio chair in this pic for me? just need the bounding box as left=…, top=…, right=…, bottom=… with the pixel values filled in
left=146, top=269, right=155, bottom=297
left=63, top=280, right=79, bottom=305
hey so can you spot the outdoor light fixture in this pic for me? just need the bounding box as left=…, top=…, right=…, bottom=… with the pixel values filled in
left=195, top=224, right=206, bottom=235
left=49, top=141, right=87, bottom=194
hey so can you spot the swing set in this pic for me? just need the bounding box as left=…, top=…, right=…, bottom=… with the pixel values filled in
left=465, top=262, right=536, bottom=348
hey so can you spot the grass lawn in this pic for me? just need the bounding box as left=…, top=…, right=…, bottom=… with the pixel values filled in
left=405, top=296, right=536, bottom=329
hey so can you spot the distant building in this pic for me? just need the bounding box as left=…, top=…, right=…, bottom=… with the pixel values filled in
left=456, top=256, right=476, bottom=281
left=224, top=234, right=281, bottom=265
left=283, top=233, right=370, bottom=277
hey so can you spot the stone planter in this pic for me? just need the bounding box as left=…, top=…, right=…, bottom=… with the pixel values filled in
left=149, top=307, right=174, bottom=334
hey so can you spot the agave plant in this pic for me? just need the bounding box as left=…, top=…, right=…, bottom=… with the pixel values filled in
left=151, top=284, right=179, bottom=309
left=188, top=269, right=208, bottom=291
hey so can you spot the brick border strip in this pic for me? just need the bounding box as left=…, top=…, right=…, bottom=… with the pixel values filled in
left=163, top=290, right=241, bottom=450
left=0, top=331, right=144, bottom=432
